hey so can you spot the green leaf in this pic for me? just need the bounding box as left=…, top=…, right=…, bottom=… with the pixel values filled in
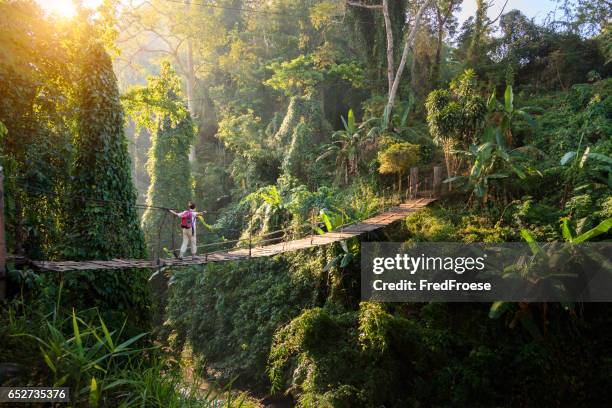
left=516, top=110, right=536, bottom=127
left=485, top=173, right=509, bottom=179
left=560, top=218, right=574, bottom=242
left=504, top=85, right=513, bottom=113
left=89, top=377, right=99, bottom=408
left=72, top=309, right=83, bottom=356
left=323, top=255, right=342, bottom=272
left=54, top=374, right=69, bottom=387
left=587, top=152, right=612, bottom=165
left=320, top=210, right=333, bottom=232
left=340, top=253, right=353, bottom=268
left=347, top=109, right=355, bottom=131
left=42, top=349, right=57, bottom=373
left=495, top=128, right=505, bottom=147
left=443, top=176, right=465, bottom=183
left=487, top=89, right=497, bottom=111
left=520, top=229, right=544, bottom=256
left=509, top=164, right=526, bottom=179
left=573, top=218, right=612, bottom=243
left=489, top=301, right=511, bottom=319
left=99, top=314, right=115, bottom=351
left=114, top=332, right=148, bottom=353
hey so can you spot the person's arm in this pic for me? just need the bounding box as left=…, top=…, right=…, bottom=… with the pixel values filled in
left=169, top=209, right=181, bottom=217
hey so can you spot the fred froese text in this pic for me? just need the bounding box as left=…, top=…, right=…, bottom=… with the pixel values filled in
left=373, top=279, right=492, bottom=292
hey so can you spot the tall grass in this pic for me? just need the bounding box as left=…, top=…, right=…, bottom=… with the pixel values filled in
left=7, top=283, right=249, bottom=407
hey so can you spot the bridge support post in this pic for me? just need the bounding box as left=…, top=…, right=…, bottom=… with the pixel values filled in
left=0, top=166, right=6, bottom=300
left=409, top=167, right=419, bottom=198
left=248, top=232, right=252, bottom=258
left=433, top=166, right=442, bottom=197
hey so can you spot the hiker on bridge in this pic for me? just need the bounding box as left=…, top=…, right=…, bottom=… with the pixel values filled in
left=169, top=202, right=205, bottom=260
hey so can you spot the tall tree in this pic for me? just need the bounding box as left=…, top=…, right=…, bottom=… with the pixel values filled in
left=431, top=0, right=461, bottom=84
left=0, top=1, right=73, bottom=259
left=118, top=0, right=227, bottom=160
left=348, top=0, right=434, bottom=120
left=60, top=41, right=150, bottom=328
left=124, top=62, right=195, bottom=255
left=467, top=0, right=508, bottom=68
left=66, top=42, right=145, bottom=260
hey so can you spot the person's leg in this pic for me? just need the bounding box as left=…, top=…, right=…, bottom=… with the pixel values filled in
left=190, top=229, right=197, bottom=257
left=180, top=228, right=189, bottom=258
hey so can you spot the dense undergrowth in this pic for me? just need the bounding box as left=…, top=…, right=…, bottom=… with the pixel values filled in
left=165, top=198, right=612, bottom=407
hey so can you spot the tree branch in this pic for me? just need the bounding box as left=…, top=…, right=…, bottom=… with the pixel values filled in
left=347, top=1, right=383, bottom=10
left=486, top=0, right=510, bottom=27
left=382, top=0, right=394, bottom=93
left=385, top=0, right=432, bottom=119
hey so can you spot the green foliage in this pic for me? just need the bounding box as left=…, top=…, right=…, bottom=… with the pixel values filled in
left=449, top=129, right=540, bottom=207
left=426, top=70, right=488, bottom=181
left=426, top=70, right=487, bottom=146
left=3, top=1, right=612, bottom=405
left=20, top=309, right=148, bottom=403
left=59, top=42, right=149, bottom=328
left=243, top=185, right=291, bottom=236
left=279, top=95, right=332, bottom=187
left=1, top=296, right=229, bottom=407
left=123, top=61, right=191, bottom=133
left=0, top=1, right=75, bottom=259
left=489, top=217, right=612, bottom=336
left=125, top=62, right=195, bottom=255
left=65, top=42, right=145, bottom=260
left=217, top=110, right=280, bottom=193
left=166, top=255, right=326, bottom=390
left=377, top=142, right=419, bottom=192
left=317, top=109, right=377, bottom=185
left=265, top=54, right=364, bottom=97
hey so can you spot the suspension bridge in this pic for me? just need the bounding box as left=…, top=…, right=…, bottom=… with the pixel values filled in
left=2, top=166, right=445, bottom=276
left=27, top=197, right=436, bottom=272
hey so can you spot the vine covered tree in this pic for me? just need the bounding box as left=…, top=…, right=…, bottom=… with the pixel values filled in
left=62, top=41, right=149, bottom=326
left=123, top=61, right=194, bottom=255
left=66, top=42, right=145, bottom=260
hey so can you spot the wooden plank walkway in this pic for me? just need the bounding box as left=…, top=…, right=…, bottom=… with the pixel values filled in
left=30, top=198, right=436, bottom=272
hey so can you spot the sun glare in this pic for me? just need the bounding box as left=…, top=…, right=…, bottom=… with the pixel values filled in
left=37, top=0, right=77, bottom=18
left=36, top=0, right=103, bottom=19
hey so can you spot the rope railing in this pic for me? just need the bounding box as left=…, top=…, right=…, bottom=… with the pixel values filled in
left=11, top=166, right=443, bottom=266
left=161, top=189, right=426, bottom=263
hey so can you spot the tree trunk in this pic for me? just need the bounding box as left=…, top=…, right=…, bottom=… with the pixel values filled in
left=468, top=0, right=486, bottom=67
left=385, top=0, right=432, bottom=120
left=433, top=165, right=442, bottom=196
left=410, top=41, right=418, bottom=91
left=185, top=0, right=197, bottom=162
left=398, top=171, right=402, bottom=194
left=382, top=0, right=394, bottom=94
left=433, top=8, right=443, bottom=84
left=443, top=141, right=453, bottom=191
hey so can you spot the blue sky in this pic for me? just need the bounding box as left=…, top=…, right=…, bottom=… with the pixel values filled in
left=457, top=0, right=562, bottom=25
